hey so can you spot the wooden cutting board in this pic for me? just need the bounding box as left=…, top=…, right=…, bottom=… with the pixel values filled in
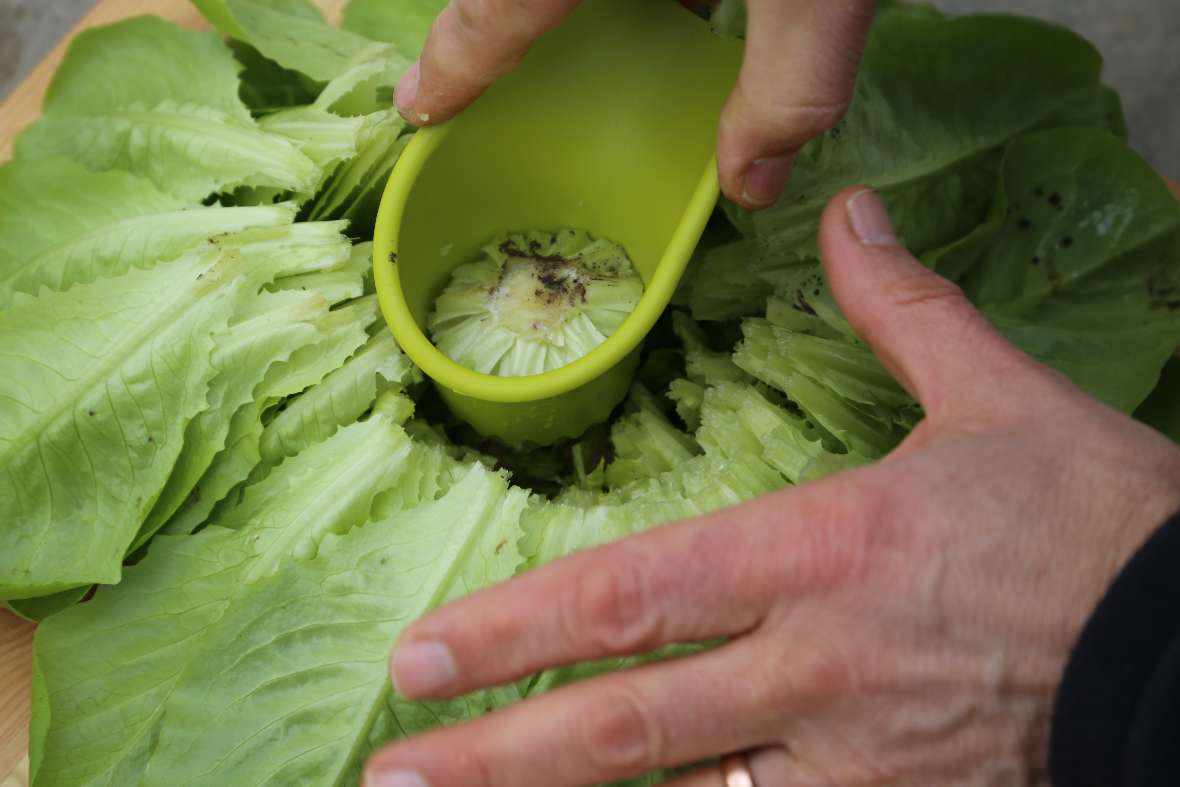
left=0, top=5, right=347, bottom=784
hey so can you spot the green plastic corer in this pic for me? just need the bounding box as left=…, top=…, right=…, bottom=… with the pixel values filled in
left=373, top=0, right=742, bottom=445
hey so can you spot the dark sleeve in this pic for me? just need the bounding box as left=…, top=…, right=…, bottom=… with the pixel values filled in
left=1049, top=510, right=1180, bottom=787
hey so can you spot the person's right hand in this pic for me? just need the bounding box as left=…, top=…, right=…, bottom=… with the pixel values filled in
left=394, top=0, right=877, bottom=211
left=364, top=186, right=1180, bottom=787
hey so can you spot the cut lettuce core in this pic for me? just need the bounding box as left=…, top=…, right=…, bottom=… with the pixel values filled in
left=427, top=229, right=644, bottom=376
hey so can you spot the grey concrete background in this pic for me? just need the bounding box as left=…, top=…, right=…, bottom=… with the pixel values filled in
left=1, top=0, right=1177, bottom=176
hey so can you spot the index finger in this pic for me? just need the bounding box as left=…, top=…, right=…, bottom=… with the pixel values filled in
left=396, top=0, right=579, bottom=124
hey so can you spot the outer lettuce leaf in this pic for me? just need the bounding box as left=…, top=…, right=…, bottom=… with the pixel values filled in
left=259, top=330, right=420, bottom=467
left=312, top=41, right=409, bottom=117
left=522, top=497, right=695, bottom=570
left=256, top=107, right=364, bottom=192
left=3, top=587, right=89, bottom=623
left=0, top=249, right=240, bottom=599
left=0, top=157, right=295, bottom=305
left=192, top=0, right=402, bottom=84
left=32, top=423, right=528, bottom=787
left=32, top=417, right=421, bottom=787
left=161, top=296, right=377, bottom=536
left=528, top=445, right=785, bottom=570
left=341, top=0, right=446, bottom=59
left=306, top=109, right=409, bottom=237
left=687, top=10, right=1117, bottom=319
left=135, top=291, right=331, bottom=549
left=146, top=466, right=527, bottom=785
left=229, top=40, right=317, bottom=113
left=0, top=218, right=359, bottom=601
left=940, top=128, right=1180, bottom=413
left=32, top=415, right=422, bottom=783
left=16, top=17, right=321, bottom=203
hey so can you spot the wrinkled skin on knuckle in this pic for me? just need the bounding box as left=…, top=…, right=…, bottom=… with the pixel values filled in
left=783, top=477, right=893, bottom=592
left=879, top=264, right=968, bottom=313
left=452, top=0, right=571, bottom=52
left=727, top=78, right=852, bottom=151
left=577, top=684, right=660, bottom=775
left=429, top=0, right=524, bottom=89
left=569, top=546, right=661, bottom=654
left=454, top=748, right=501, bottom=787
left=451, top=0, right=501, bottom=39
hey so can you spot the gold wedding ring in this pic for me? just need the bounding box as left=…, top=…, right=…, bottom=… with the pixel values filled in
left=720, top=753, right=756, bottom=787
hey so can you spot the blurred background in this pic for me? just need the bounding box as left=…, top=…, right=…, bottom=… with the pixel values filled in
left=1, top=0, right=1176, bottom=177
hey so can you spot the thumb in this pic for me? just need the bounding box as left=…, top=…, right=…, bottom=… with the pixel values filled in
left=395, top=0, right=579, bottom=125
left=818, top=187, right=1039, bottom=420
left=718, top=0, right=875, bottom=210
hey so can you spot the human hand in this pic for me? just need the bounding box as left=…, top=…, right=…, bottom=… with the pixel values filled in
left=363, top=187, right=1180, bottom=787
left=393, top=0, right=876, bottom=210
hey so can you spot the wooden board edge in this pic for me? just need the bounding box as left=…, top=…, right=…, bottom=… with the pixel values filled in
left=0, top=612, right=34, bottom=787
left=0, top=0, right=348, bottom=161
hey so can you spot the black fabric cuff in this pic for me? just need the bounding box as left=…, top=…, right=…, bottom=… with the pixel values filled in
left=1049, top=510, right=1180, bottom=787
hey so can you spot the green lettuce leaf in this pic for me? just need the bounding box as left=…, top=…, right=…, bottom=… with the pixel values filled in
left=193, top=0, right=403, bottom=84
left=229, top=40, right=317, bottom=113
left=672, top=311, right=749, bottom=385
left=3, top=587, right=90, bottom=624
left=31, top=420, right=527, bottom=786
left=306, top=109, right=409, bottom=236
left=939, top=127, right=1180, bottom=412
left=697, top=380, right=864, bottom=484
left=0, top=248, right=239, bottom=599
left=686, top=10, right=1117, bottom=320
left=259, top=330, right=420, bottom=467
left=0, top=157, right=296, bottom=305
left=160, top=294, right=377, bottom=536
left=256, top=106, right=364, bottom=190
left=529, top=442, right=785, bottom=570
left=16, top=17, right=321, bottom=203
left=341, top=0, right=446, bottom=59
left=735, top=319, right=915, bottom=457
left=0, top=216, right=363, bottom=600
left=311, top=41, right=409, bottom=116
left=136, top=291, right=336, bottom=549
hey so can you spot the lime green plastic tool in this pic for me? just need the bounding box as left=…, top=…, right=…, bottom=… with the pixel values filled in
left=374, top=0, right=742, bottom=445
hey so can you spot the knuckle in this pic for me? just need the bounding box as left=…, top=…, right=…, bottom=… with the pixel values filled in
left=733, top=83, right=852, bottom=148
left=570, top=547, right=661, bottom=654
left=449, top=0, right=564, bottom=45
left=455, top=749, right=500, bottom=787
left=785, top=484, right=881, bottom=589
left=774, top=641, right=865, bottom=713
left=452, top=0, right=498, bottom=36
left=579, top=685, right=660, bottom=774
left=881, top=267, right=968, bottom=313
left=800, top=648, right=859, bottom=697
left=787, top=98, right=853, bottom=138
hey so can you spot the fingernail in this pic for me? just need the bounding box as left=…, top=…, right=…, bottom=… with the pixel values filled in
left=740, top=156, right=792, bottom=207
left=846, top=188, right=898, bottom=246
left=365, top=769, right=430, bottom=787
left=395, top=62, right=420, bottom=118
left=392, top=640, right=457, bottom=696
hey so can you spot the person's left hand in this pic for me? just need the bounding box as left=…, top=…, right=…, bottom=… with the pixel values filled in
left=363, top=188, right=1180, bottom=787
